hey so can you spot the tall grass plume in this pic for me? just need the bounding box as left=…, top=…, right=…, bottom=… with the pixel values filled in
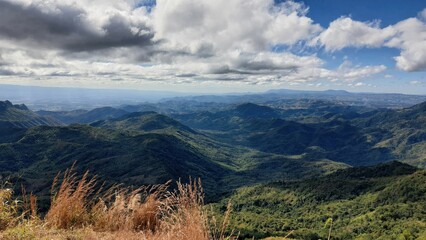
left=0, top=166, right=236, bottom=239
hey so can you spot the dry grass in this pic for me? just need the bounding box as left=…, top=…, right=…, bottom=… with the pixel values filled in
left=0, top=188, right=18, bottom=230
left=45, top=167, right=96, bottom=229
left=90, top=183, right=168, bottom=232
left=151, top=178, right=210, bottom=240
left=0, top=167, right=236, bottom=240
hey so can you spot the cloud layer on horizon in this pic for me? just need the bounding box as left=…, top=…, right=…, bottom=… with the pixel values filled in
left=0, top=0, right=424, bottom=90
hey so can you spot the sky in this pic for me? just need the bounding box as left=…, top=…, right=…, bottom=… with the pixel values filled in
left=0, top=0, right=425, bottom=94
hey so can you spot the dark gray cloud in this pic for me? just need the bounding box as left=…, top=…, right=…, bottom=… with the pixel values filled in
left=0, top=1, right=154, bottom=52
left=176, top=73, right=198, bottom=78
left=234, top=59, right=299, bottom=71
left=0, top=69, right=15, bottom=76
left=208, top=66, right=252, bottom=75
left=208, top=62, right=299, bottom=75
left=211, top=75, right=247, bottom=81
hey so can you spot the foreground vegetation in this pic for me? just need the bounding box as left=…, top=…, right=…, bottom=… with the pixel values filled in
left=0, top=166, right=234, bottom=240
left=2, top=162, right=425, bottom=240
left=212, top=162, right=426, bottom=239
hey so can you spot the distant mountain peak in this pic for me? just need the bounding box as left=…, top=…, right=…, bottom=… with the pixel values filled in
left=0, top=101, right=13, bottom=110
left=0, top=100, right=61, bottom=130
left=14, top=104, right=29, bottom=111
left=0, top=100, right=29, bottom=111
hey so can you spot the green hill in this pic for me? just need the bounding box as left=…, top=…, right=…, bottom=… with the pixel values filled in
left=0, top=124, right=230, bottom=209
left=0, top=109, right=347, bottom=209
left=172, top=100, right=372, bottom=131
left=1, top=99, right=425, bottom=238
left=0, top=100, right=62, bottom=143
left=91, top=111, right=196, bottom=134
left=174, top=101, right=426, bottom=167
left=211, top=162, right=426, bottom=239
left=37, top=107, right=129, bottom=124
left=0, top=100, right=60, bottom=127
left=353, top=101, right=426, bottom=167
left=174, top=105, right=389, bottom=166
left=33, top=100, right=426, bottom=168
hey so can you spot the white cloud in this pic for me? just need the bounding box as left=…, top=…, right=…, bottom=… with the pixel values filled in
left=331, top=60, right=387, bottom=81
left=0, top=0, right=334, bottom=88
left=311, top=17, right=395, bottom=51
left=152, top=0, right=321, bottom=54
left=0, top=0, right=418, bottom=92
left=409, top=80, right=422, bottom=85
left=354, top=82, right=366, bottom=87
left=313, top=10, right=426, bottom=72
left=420, top=9, right=426, bottom=20
left=385, top=18, right=426, bottom=71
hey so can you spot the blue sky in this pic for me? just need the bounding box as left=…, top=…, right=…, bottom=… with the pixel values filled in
left=299, top=0, right=425, bottom=26
left=0, top=0, right=425, bottom=94
left=293, top=0, right=426, bottom=94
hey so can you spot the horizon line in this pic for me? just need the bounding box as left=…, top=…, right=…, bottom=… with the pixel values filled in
left=1, top=83, right=425, bottom=97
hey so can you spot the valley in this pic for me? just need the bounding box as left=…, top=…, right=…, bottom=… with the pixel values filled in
left=0, top=89, right=425, bottom=239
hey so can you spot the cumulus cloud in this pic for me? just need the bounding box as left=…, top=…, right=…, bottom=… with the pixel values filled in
left=0, top=0, right=414, bottom=91
left=311, top=17, right=395, bottom=51
left=152, top=0, right=321, bottom=54
left=0, top=0, right=154, bottom=52
left=313, top=10, right=426, bottom=72
left=385, top=18, right=426, bottom=71
left=339, top=64, right=386, bottom=81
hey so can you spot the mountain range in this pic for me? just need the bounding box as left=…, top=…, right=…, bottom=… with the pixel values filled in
left=0, top=96, right=425, bottom=238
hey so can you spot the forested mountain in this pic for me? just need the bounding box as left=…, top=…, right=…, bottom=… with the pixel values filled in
left=91, top=111, right=197, bottom=134
left=0, top=100, right=60, bottom=128
left=165, top=89, right=426, bottom=109
left=0, top=124, right=229, bottom=207
left=0, top=98, right=425, bottom=239
left=352, top=101, right=426, bottom=167
left=212, top=162, right=426, bottom=239
left=172, top=101, right=426, bottom=167
left=0, top=100, right=62, bottom=143
left=0, top=103, right=346, bottom=207
left=37, top=107, right=129, bottom=124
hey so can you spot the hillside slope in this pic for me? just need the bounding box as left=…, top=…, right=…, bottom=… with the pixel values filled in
left=0, top=124, right=229, bottom=208
left=0, top=111, right=347, bottom=208
left=91, top=111, right=197, bottom=134
left=0, top=100, right=62, bottom=143
left=174, top=103, right=390, bottom=166
left=354, top=101, right=426, bottom=167
left=175, top=101, right=426, bottom=167
left=212, top=162, right=426, bottom=239
left=0, top=100, right=60, bottom=127
left=37, top=107, right=129, bottom=124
